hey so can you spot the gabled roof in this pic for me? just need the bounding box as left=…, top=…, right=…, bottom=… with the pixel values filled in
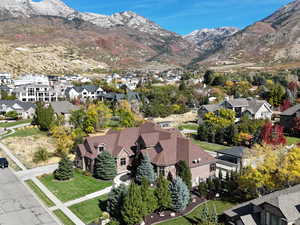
left=224, top=184, right=300, bottom=223
left=226, top=98, right=249, bottom=107
left=281, top=104, right=300, bottom=116
left=200, top=104, right=221, bottom=113
left=0, top=100, right=35, bottom=111
left=50, top=101, right=79, bottom=115
left=80, top=122, right=216, bottom=168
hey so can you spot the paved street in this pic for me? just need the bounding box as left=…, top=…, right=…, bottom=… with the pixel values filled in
left=0, top=168, right=59, bottom=225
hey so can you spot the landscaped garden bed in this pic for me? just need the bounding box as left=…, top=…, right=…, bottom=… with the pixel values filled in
left=39, top=170, right=112, bottom=202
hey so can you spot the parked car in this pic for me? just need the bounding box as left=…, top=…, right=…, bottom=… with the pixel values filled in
left=0, top=158, right=8, bottom=168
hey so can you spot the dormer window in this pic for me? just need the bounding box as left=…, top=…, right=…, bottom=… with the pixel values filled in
left=97, top=145, right=105, bottom=152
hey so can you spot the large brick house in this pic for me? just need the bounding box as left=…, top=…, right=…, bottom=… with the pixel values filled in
left=75, top=122, right=217, bottom=186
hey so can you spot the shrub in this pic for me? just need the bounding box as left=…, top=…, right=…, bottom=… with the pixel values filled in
left=33, top=147, right=49, bottom=163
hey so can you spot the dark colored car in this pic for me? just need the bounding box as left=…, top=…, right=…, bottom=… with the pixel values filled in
left=0, top=158, right=8, bottom=168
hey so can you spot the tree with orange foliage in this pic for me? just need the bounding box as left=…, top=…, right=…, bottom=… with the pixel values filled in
left=260, top=122, right=286, bottom=145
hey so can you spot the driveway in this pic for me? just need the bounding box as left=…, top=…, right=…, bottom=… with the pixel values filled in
left=0, top=168, right=59, bottom=225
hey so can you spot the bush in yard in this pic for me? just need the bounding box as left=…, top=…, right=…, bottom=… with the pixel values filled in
left=155, top=175, right=172, bottom=211
left=141, top=177, right=158, bottom=214
left=121, top=182, right=146, bottom=225
left=197, top=203, right=218, bottom=225
left=54, top=157, right=74, bottom=181
left=198, top=182, right=208, bottom=198
left=169, top=177, right=190, bottom=212
left=5, top=111, right=19, bottom=120
left=94, top=151, right=117, bottom=180
left=107, top=220, right=120, bottom=225
left=135, top=154, right=155, bottom=184
left=107, top=184, right=128, bottom=219
left=33, top=147, right=49, bottom=163
left=176, top=160, right=192, bottom=189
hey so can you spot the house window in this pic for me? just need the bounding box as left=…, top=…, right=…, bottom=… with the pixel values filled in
left=97, top=145, right=104, bottom=152
left=210, top=163, right=216, bottom=172
left=120, top=158, right=126, bottom=166
left=159, top=167, right=165, bottom=176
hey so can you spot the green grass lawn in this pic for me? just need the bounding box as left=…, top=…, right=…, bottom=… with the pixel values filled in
left=39, top=171, right=112, bottom=202
left=158, top=200, right=235, bottom=225
left=3, top=127, right=46, bottom=139
left=53, top=210, right=75, bottom=225
left=25, top=180, right=55, bottom=207
left=178, top=123, right=199, bottom=131
left=192, top=139, right=231, bottom=152
left=0, top=119, right=32, bottom=128
left=286, top=136, right=300, bottom=145
left=69, top=194, right=108, bottom=224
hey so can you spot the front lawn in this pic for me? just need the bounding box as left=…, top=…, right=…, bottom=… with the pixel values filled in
left=192, top=139, right=231, bottom=152
left=286, top=136, right=300, bottom=145
left=4, top=127, right=46, bottom=139
left=178, top=123, right=199, bottom=131
left=0, top=119, right=32, bottom=128
left=25, top=180, right=55, bottom=207
left=69, top=194, right=108, bottom=224
left=53, top=209, right=75, bottom=225
left=39, top=170, right=112, bottom=202
left=158, top=200, right=235, bottom=225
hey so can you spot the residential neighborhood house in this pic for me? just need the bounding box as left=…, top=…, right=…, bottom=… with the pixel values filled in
left=223, top=184, right=300, bottom=225
left=199, top=98, right=273, bottom=123
left=280, top=104, right=300, bottom=131
left=75, top=122, right=217, bottom=187
left=50, top=101, right=80, bottom=125
left=0, top=100, right=35, bottom=119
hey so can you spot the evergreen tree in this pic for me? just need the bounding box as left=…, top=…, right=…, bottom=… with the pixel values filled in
left=203, top=70, right=214, bottom=85
left=54, top=157, right=74, bottom=181
left=141, top=177, right=158, bottom=214
left=176, top=160, right=192, bottom=189
left=169, top=177, right=190, bottom=212
left=121, top=182, right=146, bottom=225
left=94, top=151, right=117, bottom=180
left=135, top=154, right=155, bottom=184
left=198, top=182, right=208, bottom=198
left=197, top=203, right=218, bottom=225
left=155, top=175, right=172, bottom=211
left=33, top=102, right=55, bottom=131
left=107, top=184, right=128, bottom=219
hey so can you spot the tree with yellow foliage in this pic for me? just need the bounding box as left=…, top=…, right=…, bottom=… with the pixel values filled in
left=51, top=126, right=74, bottom=157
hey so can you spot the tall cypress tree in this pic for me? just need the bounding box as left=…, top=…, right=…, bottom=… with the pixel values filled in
left=107, top=184, right=128, bottom=219
left=169, top=177, right=190, bottom=212
left=176, top=160, right=192, bottom=189
left=54, top=157, right=74, bottom=181
left=155, top=175, right=172, bottom=211
left=141, top=177, right=158, bottom=214
left=135, top=154, right=155, bottom=184
left=33, top=102, right=55, bottom=131
left=94, top=151, right=117, bottom=180
left=121, top=182, right=146, bottom=225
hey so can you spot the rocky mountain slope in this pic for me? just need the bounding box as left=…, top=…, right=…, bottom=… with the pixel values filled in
left=198, top=0, right=300, bottom=65
left=184, top=27, right=239, bottom=48
left=0, top=0, right=197, bottom=74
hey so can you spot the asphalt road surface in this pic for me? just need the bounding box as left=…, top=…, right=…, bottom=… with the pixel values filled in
left=0, top=168, right=59, bottom=225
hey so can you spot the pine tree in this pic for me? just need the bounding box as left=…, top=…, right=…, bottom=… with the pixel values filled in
left=94, top=151, right=117, bottom=180
left=198, top=182, right=208, bottom=198
left=121, top=182, right=146, bottom=225
left=141, top=177, right=158, bottom=214
left=54, top=157, right=74, bottom=181
left=169, top=177, right=190, bottom=212
left=176, top=160, right=192, bottom=189
left=197, top=203, right=219, bottom=225
left=155, top=175, right=172, bottom=211
left=33, top=102, right=55, bottom=131
left=107, top=184, right=128, bottom=219
left=135, top=154, right=155, bottom=184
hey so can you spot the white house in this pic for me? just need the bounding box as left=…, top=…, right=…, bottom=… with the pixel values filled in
left=65, top=85, right=104, bottom=100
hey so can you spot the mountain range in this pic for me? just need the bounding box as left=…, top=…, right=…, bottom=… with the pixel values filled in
left=0, top=0, right=299, bottom=74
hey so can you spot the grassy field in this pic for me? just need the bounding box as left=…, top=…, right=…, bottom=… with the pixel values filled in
left=158, top=200, right=235, bottom=225
left=39, top=171, right=112, bottom=202
left=178, top=123, right=199, bottom=131
left=25, top=180, right=55, bottom=207
left=3, top=127, right=46, bottom=139
left=0, top=119, right=31, bottom=128
left=192, top=139, right=231, bottom=152
left=286, top=136, right=300, bottom=145
left=53, top=210, right=75, bottom=225
left=69, top=195, right=108, bottom=224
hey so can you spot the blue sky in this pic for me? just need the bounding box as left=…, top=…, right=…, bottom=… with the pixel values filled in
left=62, top=0, right=293, bottom=35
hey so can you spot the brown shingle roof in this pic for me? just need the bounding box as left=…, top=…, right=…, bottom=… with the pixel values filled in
left=79, top=122, right=215, bottom=167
